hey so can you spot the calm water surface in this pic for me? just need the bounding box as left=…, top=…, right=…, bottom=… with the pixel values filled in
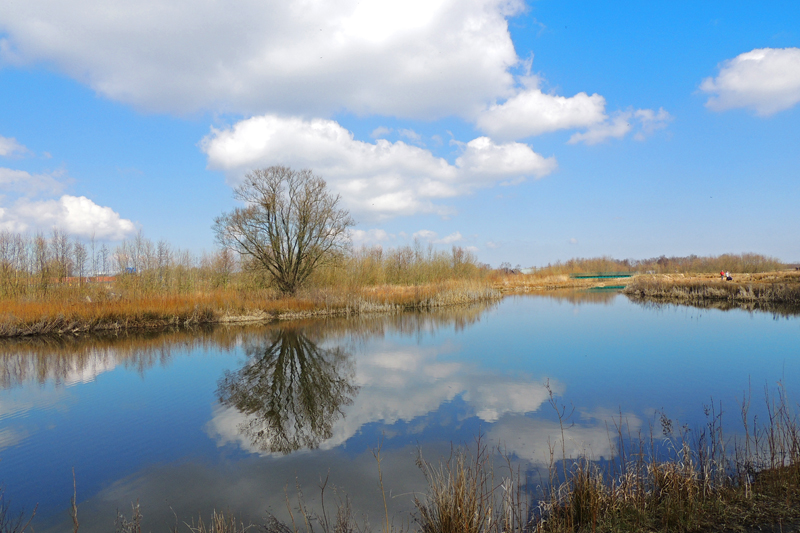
left=1, top=292, right=798, bottom=531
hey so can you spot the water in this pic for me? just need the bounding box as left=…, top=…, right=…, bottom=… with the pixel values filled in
left=0, top=293, right=798, bottom=531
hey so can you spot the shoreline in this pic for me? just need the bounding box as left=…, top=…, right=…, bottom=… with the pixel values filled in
left=623, top=270, right=800, bottom=312
left=0, top=281, right=502, bottom=338
left=3, top=271, right=799, bottom=338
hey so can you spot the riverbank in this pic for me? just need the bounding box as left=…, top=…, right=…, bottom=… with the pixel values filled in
left=623, top=270, right=800, bottom=314
left=0, top=280, right=501, bottom=337
left=3, top=269, right=797, bottom=338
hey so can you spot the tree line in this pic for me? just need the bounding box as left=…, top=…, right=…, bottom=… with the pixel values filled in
left=0, top=228, right=239, bottom=299
left=0, top=227, right=485, bottom=301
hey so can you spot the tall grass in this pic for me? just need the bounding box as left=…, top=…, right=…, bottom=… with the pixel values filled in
left=624, top=272, right=800, bottom=309
left=535, top=384, right=800, bottom=532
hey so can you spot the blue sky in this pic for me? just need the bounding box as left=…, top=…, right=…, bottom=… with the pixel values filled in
left=1, top=0, right=799, bottom=266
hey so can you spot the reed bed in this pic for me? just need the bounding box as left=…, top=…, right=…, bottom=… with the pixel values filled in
left=536, top=385, right=800, bottom=533
left=0, top=281, right=501, bottom=337
left=1, top=228, right=503, bottom=337
left=624, top=271, right=800, bottom=311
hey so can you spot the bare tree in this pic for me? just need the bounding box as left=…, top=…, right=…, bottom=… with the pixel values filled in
left=73, top=241, right=88, bottom=287
left=99, top=244, right=109, bottom=276
left=213, top=166, right=354, bottom=295
left=90, top=233, right=97, bottom=279
left=50, top=228, right=72, bottom=282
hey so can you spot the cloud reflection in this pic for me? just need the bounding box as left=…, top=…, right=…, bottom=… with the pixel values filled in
left=209, top=332, right=561, bottom=455
left=488, top=409, right=643, bottom=467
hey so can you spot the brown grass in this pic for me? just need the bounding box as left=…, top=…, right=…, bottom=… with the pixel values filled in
left=0, top=280, right=501, bottom=337
left=535, top=384, right=800, bottom=533
left=624, top=270, right=800, bottom=314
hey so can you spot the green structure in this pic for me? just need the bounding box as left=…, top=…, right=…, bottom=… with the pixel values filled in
left=569, top=272, right=634, bottom=279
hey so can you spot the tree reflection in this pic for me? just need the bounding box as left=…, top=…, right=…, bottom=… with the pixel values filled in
left=217, top=328, right=358, bottom=454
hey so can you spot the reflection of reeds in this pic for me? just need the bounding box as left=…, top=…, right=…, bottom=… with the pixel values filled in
left=0, top=304, right=496, bottom=390
left=0, top=489, right=36, bottom=533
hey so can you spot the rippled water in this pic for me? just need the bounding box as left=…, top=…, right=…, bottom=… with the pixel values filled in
left=1, top=292, right=798, bottom=531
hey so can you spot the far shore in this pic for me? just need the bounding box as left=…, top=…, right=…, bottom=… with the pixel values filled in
left=622, top=269, right=800, bottom=312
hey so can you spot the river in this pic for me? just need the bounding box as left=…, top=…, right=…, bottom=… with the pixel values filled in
left=0, top=291, right=798, bottom=531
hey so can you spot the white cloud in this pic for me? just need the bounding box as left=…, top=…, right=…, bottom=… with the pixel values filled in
left=476, top=78, right=671, bottom=144
left=0, top=195, right=136, bottom=239
left=412, top=230, right=463, bottom=244
left=370, top=126, right=393, bottom=139
left=0, top=135, right=30, bottom=157
left=569, top=237, right=578, bottom=244
left=398, top=128, right=422, bottom=143
left=456, top=136, right=556, bottom=177
left=568, top=111, right=632, bottom=145
left=350, top=228, right=392, bottom=245
left=0, top=167, right=67, bottom=196
left=0, top=0, right=523, bottom=117
left=202, top=115, right=556, bottom=219
left=701, top=48, right=800, bottom=116
left=413, top=229, right=438, bottom=241
left=633, top=107, right=672, bottom=139
left=568, top=107, right=671, bottom=145
left=437, top=231, right=463, bottom=244
left=486, top=241, right=500, bottom=249
left=476, top=85, right=607, bottom=140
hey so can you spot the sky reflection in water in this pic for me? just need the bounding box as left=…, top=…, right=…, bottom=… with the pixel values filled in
left=0, top=293, right=798, bottom=532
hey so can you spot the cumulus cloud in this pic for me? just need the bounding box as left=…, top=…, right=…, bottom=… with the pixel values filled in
left=399, top=128, right=423, bottom=144
left=1, top=155, right=136, bottom=239
left=476, top=85, right=607, bottom=140
left=350, top=228, right=392, bottom=245
left=0, top=0, right=523, bottom=117
left=413, top=229, right=438, bottom=241
left=202, top=115, right=556, bottom=219
left=476, top=78, right=671, bottom=144
left=0, top=135, right=30, bottom=157
left=413, top=229, right=463, bottom=244
left=370, top=126, right=392, bottom=139
left=0, top=167, right=67, bottom=196
left=700, top=48, right=800, bottom=116
left=633, top=108, right=672, bottom=139
left=437, top=231, right=463, bottom=244
left=568, top=107, right=671, bottom=145
left=0, top=195, right=136, bottom=239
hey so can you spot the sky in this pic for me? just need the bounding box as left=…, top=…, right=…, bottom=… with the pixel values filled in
left=1, top=0, right=799, bottom=266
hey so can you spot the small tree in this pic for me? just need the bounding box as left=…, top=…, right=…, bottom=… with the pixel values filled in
left=214, top=166, right=354, bottom=295
left=74, top=241, right=87, bottom=287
